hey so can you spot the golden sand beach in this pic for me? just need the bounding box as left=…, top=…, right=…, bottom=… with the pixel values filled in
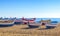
left=0, top=23, right=60, bottom=36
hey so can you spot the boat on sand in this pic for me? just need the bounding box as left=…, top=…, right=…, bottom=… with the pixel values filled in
left=0, top=20, right=14, bottom=27
left=28, top=23, right=40, bottom=28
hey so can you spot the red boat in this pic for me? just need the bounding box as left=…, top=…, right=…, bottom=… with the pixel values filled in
left=21, top=17, right=36, bottom=24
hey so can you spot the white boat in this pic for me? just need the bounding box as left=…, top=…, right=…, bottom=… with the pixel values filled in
left=0, top=20, right=14, bottom=27
left=46, top=24, right=57, bottom=29
left=28, top=23, right=41, bottom=28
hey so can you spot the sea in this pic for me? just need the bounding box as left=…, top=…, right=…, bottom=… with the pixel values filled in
left=35, top=18, right=60, bottom=23
left=19, top=18, right=60, bottom=22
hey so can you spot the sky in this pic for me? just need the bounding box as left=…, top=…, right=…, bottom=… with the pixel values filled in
left=0, top=0, right=60, bottom=18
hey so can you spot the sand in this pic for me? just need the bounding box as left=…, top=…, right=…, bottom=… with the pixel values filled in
left=0, top=24, right=60, bottom=36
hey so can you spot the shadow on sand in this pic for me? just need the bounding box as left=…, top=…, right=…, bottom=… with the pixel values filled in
left=21, top=27, right=55, bottom=30
left=0, top=25, right=14, bottom=28
left=38, top=28, right=55, bottom=30
left=38, top=28, right=47, bottom=30
left=21, top=27, right=37, bottom=29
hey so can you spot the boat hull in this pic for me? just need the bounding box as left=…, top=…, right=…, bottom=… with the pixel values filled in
left=0, top=24, right=14, bottom=27
left=46, top=26, right=56, bottom=29
left=14, top=22, right=22, bottom=25
left=28, top=24, right=39, bottom=28
left=46, top=24, right=56, bottom=29
left=0, top=20, right=14, bottom=27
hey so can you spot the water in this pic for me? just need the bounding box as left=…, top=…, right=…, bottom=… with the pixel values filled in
left=19, top=18, right=60, bottom=22
left=35, top=18, right=60, bottom=22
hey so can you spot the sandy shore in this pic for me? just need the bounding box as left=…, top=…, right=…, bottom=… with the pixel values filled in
left=0, top=24, right=60, bottom=36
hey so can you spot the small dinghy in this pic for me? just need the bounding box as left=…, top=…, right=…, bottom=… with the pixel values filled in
left=51, top=21, right=58, bottom=25
left=46, top=24, right=57, bottom=29
left=28, top=23, right=40, bottom=28
left=46, top=21, right=58, bottom=29
left=0, top=20, right=14, bottom=27
left=14, top=20, right=22, bottom=25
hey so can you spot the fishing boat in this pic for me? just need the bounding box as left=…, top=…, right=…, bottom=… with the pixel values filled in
left=21, top=17, right=36, bottom=24
left=46, top=24, right=57, bottom=29
left=14, top=19, right=22, bottom=25
left=28, top=23, right=40, bottom=28
left=0, top=20, right=14, bottom=27
left=46, top=21, right=58, bottom=29
left=51, top=21, right=58, bottom=25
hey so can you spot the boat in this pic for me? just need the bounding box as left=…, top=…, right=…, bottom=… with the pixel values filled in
left=14, top=20, right=22, bottom=25
left=28, top=23, right=40, bottom=28
left=46, top=21, right=58, bottom=29
left=21, top=17, right=36, bottom=24
left=46, top=24, right=57, bottom=29
left=51, top=21, right=58, bottom=25
left=0, top=20, right=14, bottom=27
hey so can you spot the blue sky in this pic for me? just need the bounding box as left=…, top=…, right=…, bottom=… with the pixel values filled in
left=0, top=0, right=60, bottom=18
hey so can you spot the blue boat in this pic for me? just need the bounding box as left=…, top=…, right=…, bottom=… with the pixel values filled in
left=0, top=24, right=14, bottom=27
left=14, top=20, right=22, bottom=25
left=46, top=24, right=57, bottom=29
left=0, top=20, right=14, bottom=27
left=51, top=21, right=58, bottom=25
left=51, top=21, right=58, bottom=23
left=14, top=22, right=22, bottom=25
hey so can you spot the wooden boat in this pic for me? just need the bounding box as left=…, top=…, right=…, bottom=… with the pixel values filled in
left=51, top=21, right=58, bottom=25
left=46, top=21, right=58, bottom=29
left=14, top=20, right=22, bottom=25
left=46, top=24, right=57, bottom=29
left=28, top=23, right=40, bottom=28
left=0, top=20, right=14, bottom=27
